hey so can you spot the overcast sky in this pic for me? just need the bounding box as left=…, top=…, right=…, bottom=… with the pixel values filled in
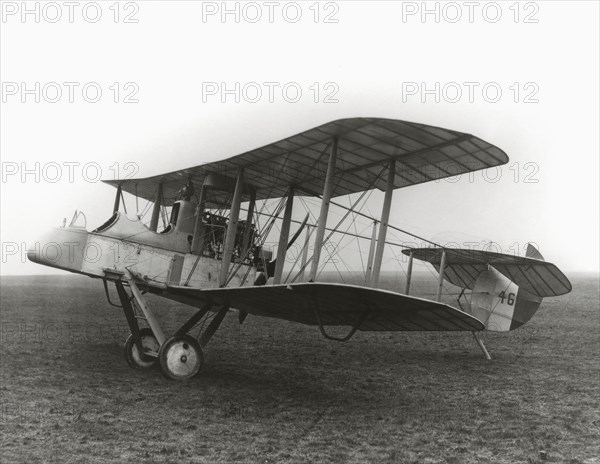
left=1, top=0, right=598, bottom=276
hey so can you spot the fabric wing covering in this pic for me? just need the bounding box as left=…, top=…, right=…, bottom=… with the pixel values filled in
left=149, top=282, right=485, bottom=332
left=103, top=117, right=509, bottom=206
left=403, top=248, right=572, bottom=298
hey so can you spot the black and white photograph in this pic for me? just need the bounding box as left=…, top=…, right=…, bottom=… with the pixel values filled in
left=1, top=1, right=598, bottom=462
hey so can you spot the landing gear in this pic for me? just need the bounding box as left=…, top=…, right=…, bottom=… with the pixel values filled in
left=124, top=327, right=159, bottom=369
left=158, top=335, right=204, bottom=380
left=111, top=272, right=229, bottom=381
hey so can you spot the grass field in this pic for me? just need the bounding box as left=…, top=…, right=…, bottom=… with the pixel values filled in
left=0, top=273, right=598, bottom=463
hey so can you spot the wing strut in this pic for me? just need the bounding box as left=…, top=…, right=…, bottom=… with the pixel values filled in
left=298, top=225, right=313, bottom=282
left=150, top=184, right=162, bottom=232
left=273, top=186, right=294, bottom=284
left=309, top=136, right=338, bottom=281
left=405, top=250, right=414, bottom=295
left=436, top=249, right=448, bottom=302
left=191, top=184, right=208, bottom=253
left=219, top=169, right=244, bottom=286
left=113, top=184, right=122, bottom=214
left=371, top=158, right=396, bottom=287
left=365, top=221, right=378, bottom=286
left=240, top=188, right=256, bottom=260
left=149, top=183, right=163, bottom=232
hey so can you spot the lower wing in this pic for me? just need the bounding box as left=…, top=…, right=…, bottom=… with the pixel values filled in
left=150, top=282, right=484, bottom=332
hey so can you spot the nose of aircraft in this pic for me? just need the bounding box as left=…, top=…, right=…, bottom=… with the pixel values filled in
left=26, top=246, right=40, bottom=264
left=26, top=227, right=89, bottom=272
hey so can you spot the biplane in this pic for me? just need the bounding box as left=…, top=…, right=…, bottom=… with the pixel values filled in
left=27, top=117, right=572, bottom=380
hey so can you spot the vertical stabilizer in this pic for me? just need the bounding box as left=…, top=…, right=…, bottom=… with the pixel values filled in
left=526, top=243, right=545, bottom=260
left=469, top=266, right=543, bottom=331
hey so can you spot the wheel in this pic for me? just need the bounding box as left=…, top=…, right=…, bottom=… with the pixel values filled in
left=158, top=335, right=204, bottom=380
left=124, top=327, right=159, bottom=369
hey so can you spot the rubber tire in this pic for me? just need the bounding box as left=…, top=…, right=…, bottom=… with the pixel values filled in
left=158, top=335, right=204, bottom=381
left=124, top=327, right=159, bottom=369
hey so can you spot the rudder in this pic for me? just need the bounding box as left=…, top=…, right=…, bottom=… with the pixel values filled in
left=469, top=266, right=542, bottom=331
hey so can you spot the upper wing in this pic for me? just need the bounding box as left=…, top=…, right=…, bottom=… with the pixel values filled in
left=403, top=248, right=572, bottom=297
left=103, top=117, right=508, bottom=206
left=150, top=282, right=484, bottom=332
